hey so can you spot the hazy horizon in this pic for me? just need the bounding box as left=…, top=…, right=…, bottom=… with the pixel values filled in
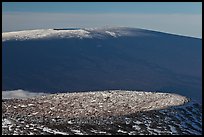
left=2, top=2, right=202, bottom=38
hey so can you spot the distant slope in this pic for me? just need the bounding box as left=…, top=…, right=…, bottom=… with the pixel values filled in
left=2, top=27, right=202, bottom=102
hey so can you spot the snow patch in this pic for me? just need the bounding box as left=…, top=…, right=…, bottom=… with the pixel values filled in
left=105, top=31, right=117, bottom=37
left=2, top=119, right=12, bottom=128
left=71, top=129, right=84, bottom=135
left=42, top=127, right=69, bottom=135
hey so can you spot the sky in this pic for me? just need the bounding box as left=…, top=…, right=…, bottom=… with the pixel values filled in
left=2, top=2, right=202, bottom=38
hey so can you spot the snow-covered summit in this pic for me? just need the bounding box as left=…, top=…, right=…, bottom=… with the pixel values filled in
left=2, top=29, right=91, bottom=42
left=2, top=27, right=150, bottom=42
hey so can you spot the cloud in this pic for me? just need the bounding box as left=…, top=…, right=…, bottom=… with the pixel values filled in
left=2, top=12, right=202, bottom=38
left=2, top=89, right=49, bottom=99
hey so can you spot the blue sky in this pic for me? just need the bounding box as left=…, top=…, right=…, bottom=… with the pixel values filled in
left=2, top=2, right=202, bottom=38
left=2, top=2, right=201, bottom=14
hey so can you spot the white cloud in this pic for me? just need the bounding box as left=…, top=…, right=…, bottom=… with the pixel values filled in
left=2, top=89, right=49, bottom=99
left=2, top=12, right=202, bottom=38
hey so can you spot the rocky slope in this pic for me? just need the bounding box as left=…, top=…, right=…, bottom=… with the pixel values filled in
left=2, top=90, right=202, bottom=135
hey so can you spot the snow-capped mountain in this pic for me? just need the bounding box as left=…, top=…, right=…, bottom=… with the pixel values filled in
left=2, top=27, right=152, bottom=41
left=2, top=27, right=202, bottom=103
left=2, top=28, right=202, bottom=135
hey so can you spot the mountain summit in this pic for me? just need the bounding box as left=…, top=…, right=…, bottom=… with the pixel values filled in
left=2, top=27, right=202, bottom=102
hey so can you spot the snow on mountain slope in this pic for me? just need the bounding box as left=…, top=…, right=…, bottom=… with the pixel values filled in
left=2, top=90, right=202, bottom=135
left=2, top=27, right=202, bottom=135
left=2, top=27, right=153, bottom=42
left=2, top=29, right=91, bottom=41
left=2, top=90, right=189, bottom=118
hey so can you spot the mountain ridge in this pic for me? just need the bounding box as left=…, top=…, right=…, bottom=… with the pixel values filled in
left=2, top=27, right=202, bottom=102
